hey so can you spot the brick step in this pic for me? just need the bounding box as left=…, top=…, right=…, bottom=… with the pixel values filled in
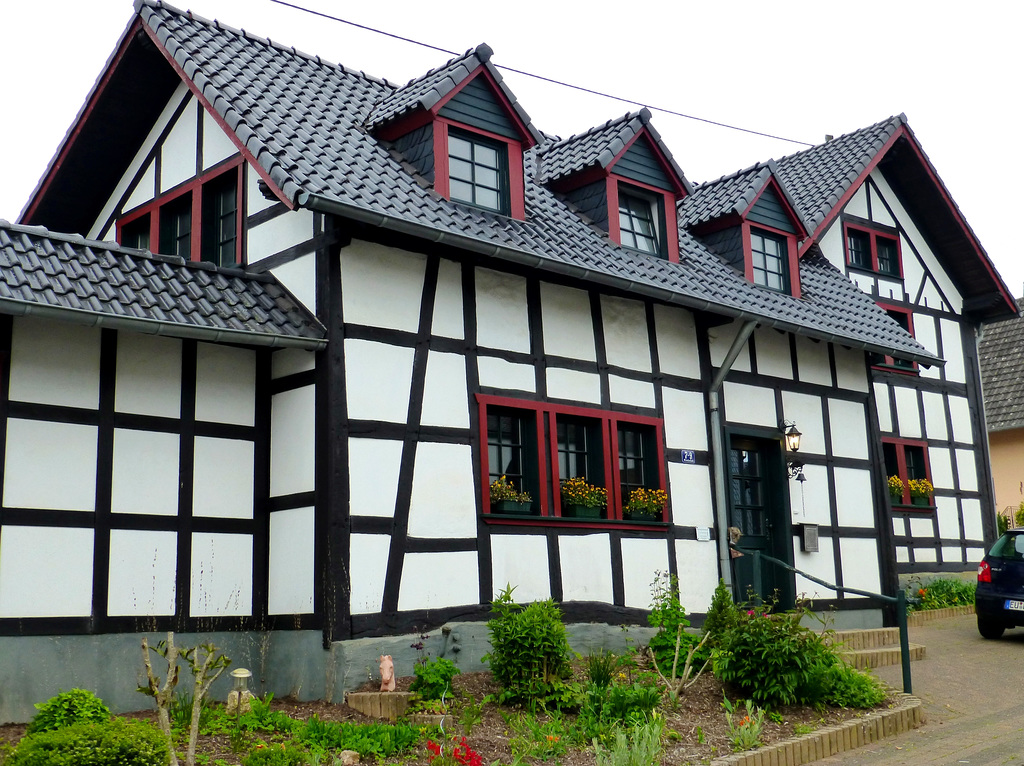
left=345, top=691, right=413, bottom=721
left=827, top=627, right=900, bottom=651
left=837, top=643, right=926, bottom=670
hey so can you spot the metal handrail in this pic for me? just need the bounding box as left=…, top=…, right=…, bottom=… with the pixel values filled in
left=732, top=545, right=913, bottom=693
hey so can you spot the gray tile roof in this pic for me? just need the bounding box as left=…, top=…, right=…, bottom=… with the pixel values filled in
left=678, top=162, right=773, bottom=229
left=979, top=298, right=1024, bottom=431
left=0, top=221, right=325, bottom=348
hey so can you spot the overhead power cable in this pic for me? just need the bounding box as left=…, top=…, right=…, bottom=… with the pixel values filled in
left=268, top=0, right=815, bottom=147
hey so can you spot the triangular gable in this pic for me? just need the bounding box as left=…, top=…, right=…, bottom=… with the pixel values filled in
left=741, top=174, right=808, bottom=239
left=608, top=133, right=675, bottom=192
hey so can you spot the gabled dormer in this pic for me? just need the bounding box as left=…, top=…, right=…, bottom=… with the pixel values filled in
left=680, top=162, right=808, bottom=297
left=536, top=109, right=691, bottom=262
left=366, top=44, right=543, bottom=221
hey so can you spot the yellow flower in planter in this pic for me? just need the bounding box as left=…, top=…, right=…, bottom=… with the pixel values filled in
left=489, top=475, right=531, bottom=503
left=560, top=477, right=607, bottom=509
left=625, top=487, right=668, bottom=517
left=908, top=478, right=934, bottom=499
left=887, top=475, right=905, bottom=499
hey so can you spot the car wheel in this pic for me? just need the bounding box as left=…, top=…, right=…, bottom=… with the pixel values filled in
left=978, top=615, right=1005, bottom=640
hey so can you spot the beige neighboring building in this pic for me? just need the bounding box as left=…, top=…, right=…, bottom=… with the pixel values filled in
left=980, top=298, right=1024, bottom=523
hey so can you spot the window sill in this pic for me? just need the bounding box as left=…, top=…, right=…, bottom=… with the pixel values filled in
left=891, top=502, right=935, bottom=512
left=872, top=363, right=918, bottom=376
left=482, top=513, right=669, bottom=530
left=848, top=264, right=903, bottom=280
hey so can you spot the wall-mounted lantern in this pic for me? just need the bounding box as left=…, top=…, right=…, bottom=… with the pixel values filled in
left=781, top=420, right=805, bottom=481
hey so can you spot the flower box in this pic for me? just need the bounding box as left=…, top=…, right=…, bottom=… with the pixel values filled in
left=563, top=504, right=603, bottom=519
left=491, top=500, right=534, bottom=515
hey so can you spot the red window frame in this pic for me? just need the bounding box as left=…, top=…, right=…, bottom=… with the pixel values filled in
left=741, top=222, right=801, bottom=299
left=477, top=394, right=667, bottom=524
left=432, top=119, right=526, bottom=221
left=843, top=222, right=903, bottom=278
left=607, top=177, right=681, bottom=263
left=883, top=437, right=933, bottom=509
left=116, top=156, right=244, bottom=265
left=873, top=302, right=918, bottom=374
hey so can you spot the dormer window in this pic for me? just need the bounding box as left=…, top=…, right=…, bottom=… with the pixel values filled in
left=750, top=228, right=789, bottom=292
left=618, top=186, right=662, bottom=255
left=448, top=129, right=508, bottom=214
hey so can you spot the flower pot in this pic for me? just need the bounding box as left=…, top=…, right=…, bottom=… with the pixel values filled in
left=563, top=504, right=603, bottom=519
left=627, top=511, right=660, bottom=522
left=492, top=500, right=534, bottom=515
left=911, top=496, right=930, bottom=507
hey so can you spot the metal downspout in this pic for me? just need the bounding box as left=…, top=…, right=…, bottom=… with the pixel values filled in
left=709, top=320, right=758, bottom=587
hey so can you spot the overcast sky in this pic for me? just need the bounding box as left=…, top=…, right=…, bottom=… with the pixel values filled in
left=4, top=0, right=1022, bottom=296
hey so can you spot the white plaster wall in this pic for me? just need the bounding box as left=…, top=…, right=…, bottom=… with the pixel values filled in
left=195, top=343, right=256, bottom=426
left=928, top=447, right=954, bottom=490
left=914, top=546, right=937, bottom=564
left=828, top=400, right=869, bottom=460
left=398, top=551, right=479, bottom=611
left=914, top=317, right=941, bottom=380
left=921, top=391, right=948, bottom=441
left=780, top=392, right=824, bottom=456
left=791, top=464, right=830, bottom=525
left=540, top=283, right=596, bottom=362
left=967, top=546, right=985, bottom=563
left=935, top=497, right=961, bottom=541
left=838, top=538, right=882, bottom=596
left=833, top=467, right=875, bottom=528
left=621, top=539, right=669, bottom=609
left=956, top=449, right=978, bottom=492
left=668, top=463, right=713, bottom=526
left=478, top=356, right=536, bottom=393
left=893, top=387, right=921, bottom=438
left=795, top=337, right=832, bottom=387
left=948, top=396, right=973, bottom=444
left=248, top=209, right=315, bottom=264
left=722, top=382, right=776, bottom=428
left=344, top=339, right=414, bottom=423
left=834, top=348, right=868, bottom=394
left=490, top=535, right=551, bottom=603
left=349, top=438, right=403, bottom=517
left=560, top=534, right=614, bottom=603
left=349, top=533, right=392, bottom=615
left=341, top=241, right=425, bottom=332
left=124, top=162, right=157, bottom=214
left=160, top=99, right=198, bottom=192
left=794, top=537, right=836, bottom=599
left=272, top=348, right=315, bottom=379
left=115, top=333, right=182, bottom=418
left=407, top=442, right=477, bottom=538
left=4, top=419, right=97, bottom=511
left=10, top=318, right=100, bottom=409
left=942, top=547, right=963, bottom=565
left=654, top=304, right=701, bottom=380
left=271, top=254, right=317, bottom=316
left=708, top=322, right=751, bottom=372
left=896, top=547, right=910, bottom=563
left=601, top=295, right=651, bottom=372
left=420, top=351, right=469, bottom=428
left=111, top=429, right=180, bottom=516
left=0, top=526, right=94, bottom=617
left=816, top=220, right=844, bottom=272
left=873, top=383, right=892, bottom=432
left=940, top=319, right=965, bottom=383
left=202, top=115, right=237, bottom=170
left=268, top=506, right=315, bottom=614
left=476, top=268, right=530, bottom=353
left=754, top=328, right=792, bottom=379
left=909, top=517, right=933, bottom=537
left=608, top=376, right=655, bottom=409
left=193, top=437, right=254, bottom=519
left=662, top=388, right=707, bottom=451
left=107, top=529, right=177, bottom=616
left=546, top=367, right=601, bottom=405
left=432, top=259, right=465, bottom=339
left=190, top=532, right=253, bottom=617
left=270, top=385, right=316, bottom=497
left=674, top=538, right=720, bottom=613
left=843, top=186, right=869, bottom=221
left=247, top=163, right=278, bottom=215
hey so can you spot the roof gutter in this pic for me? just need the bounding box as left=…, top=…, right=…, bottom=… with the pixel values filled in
left=298, top=192, right=943, bottom=367
left=0, top=298, right=326, bottom=351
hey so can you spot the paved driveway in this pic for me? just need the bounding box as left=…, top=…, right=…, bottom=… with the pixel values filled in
left=823, top=613, right=1024, bottom=765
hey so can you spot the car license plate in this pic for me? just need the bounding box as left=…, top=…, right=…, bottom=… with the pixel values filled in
left=1005, top=600, right=1024, bottom=611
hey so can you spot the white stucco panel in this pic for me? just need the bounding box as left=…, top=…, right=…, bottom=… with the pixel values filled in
left=344, top=339, right=414, bottom=423
left=0, top=526, right=94, bottom=618
left=955, top=449, right=978, bottom=492
left=621, top=539, right=670, bottom=609
left=828, top=399, right=869, bottom=460
left=124, top=161, right=156, bottom=212
left=193, top=437, right=255, bottom=519
left=817, top=221, right=844, bottom=272
left=246, top=162, right=278, bottom=215
left=420, top=351, right=469, bottom=428
left=838, top=538, right=882, bottom=596
left=722, top=382, right=776, bottom=428
left=195, top=343, right=256, bottom=426
left=115, top=333, right=182, bottom=418
left=833, top=467, right=875, bottom=528
left=941, top=547, right=963, bottom=565
left=269, top=507, right=315, bottom=615
left=248, top=208, right=314, bottom=264
left=962, top=498, right=984, bottom=540
left=921, top=391, right=948, bottom=441
left=601, top=295, right=651, bottom=373
left=780, top=392, right=824, bottom=456
left=794, top=537, right=837, bottom=599
left=934, top=497, right=961, bottom=541
left=349, top=438, right=404, bottom=517
left=160, top=98, right=198, bottom=192
left=668, top=462, right=713, bottom=526
left=398, top=551, right=479, bottom=611
left=270, top=385, right=316, bottom=497
left=834, top=347, right=868, bottom=393
left=190, top=532, right=253, bottom=617
left=794, top=336, right=832, bottom=387
left=490, top=535, right=551, bottom=603
left=674, top=539, right=720, bottom=613
left=753, top=328, right=792, bottom=379
left=272, top=348, right=315, bottom=379
left=893, top=387, right=921, bottom=438
left=407, top=442, right=477, bottom=538
left=4, top=419, right=97, bottom=512
left=560, top=534, right=613, bottom=603
left=653, top=304, right=700, bottom=380
left=843, top=185, right=869, bottom=220
left=201, top=115, right=237, bottom=170
left=478, top=356, right=536, bottom=393
left=271, top=253, right=316, bottom=316
left=948, top=396, right=973, bottom=444
left=708, top=322, right=751, bottom=373
left=540, top=282, right=596, bottom=362
left=349, top=533, right=392, bottom=615
left=873, top=383, right=892, bottom=433
left=341, top=241, right=426, bottom=332
left=108, top=529, right=177, bottom=616
left=939, top=319, right=965, bottom=383
left=111, top=429, right=180, bottom=516
left=928, top=446, right=954, bottom=490
left=608, top=375, right=655, bottom=410
left=909, top=516, right=933, bottom=538
left=546, top=367, right=601, bottom=405
left=10, top=318, right=100, bottom=409
left=913, top=317, right=941, bottom=380
left=662, top=388, right=708, bottom=451
left=475, top=268, right=530, bottom=353
left=432, top=258, right=464, bottom=339
left=790, top=464, right=830, bottom=525
left=914, top=546, right=937, bottom=563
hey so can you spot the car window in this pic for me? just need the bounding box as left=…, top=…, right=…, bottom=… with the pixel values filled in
left=990, top=533, right=1024, bottom=559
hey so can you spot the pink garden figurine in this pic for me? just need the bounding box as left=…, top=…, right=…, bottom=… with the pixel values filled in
left=379, top=654, right=395, bottom=692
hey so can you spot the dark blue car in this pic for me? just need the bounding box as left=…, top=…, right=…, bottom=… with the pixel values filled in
left=976, top=530, right=1024, bottom=639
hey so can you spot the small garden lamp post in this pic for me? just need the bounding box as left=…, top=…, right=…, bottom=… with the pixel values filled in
left=227, top=667, right=253, bottom=714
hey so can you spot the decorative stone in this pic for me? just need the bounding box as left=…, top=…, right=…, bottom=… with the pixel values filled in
left=338, top=750, right=360, bottom=765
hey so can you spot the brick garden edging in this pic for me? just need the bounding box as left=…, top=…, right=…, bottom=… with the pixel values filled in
left=907, top=605, right=974, bottom=626
left=711, top=693, right=924, bottom=766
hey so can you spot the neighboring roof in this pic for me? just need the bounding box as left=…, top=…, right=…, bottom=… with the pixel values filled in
left=979, top=298, right=1024, bottom=432
left=0, top=221, right=325, bottom=349
left=536, top=109, right=692, bottom=194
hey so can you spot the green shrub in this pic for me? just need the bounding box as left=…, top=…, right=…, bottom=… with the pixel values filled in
left=646, top=573, right=698, bottom=675
left=237, top=694, right=299, bottom=734
left=483, top=585, right=573, bottom=709
left=240, top=741, right=309, bottom=766
left=593, top=718, right=663, bottom=766
left=820, top=663, right=887, bottom=708
left=7, top=719, right=169, bottom=766
left=585, top=650, right=621, bottom=689
left=700, top=579, right=739, bottom=650
left=409, top=657, right=460, bottom=701
left=908, top=578, right=975, bottom=611
left=294, top=715, right=420, bottom=757
left=26, top=690, right=110, bottom=735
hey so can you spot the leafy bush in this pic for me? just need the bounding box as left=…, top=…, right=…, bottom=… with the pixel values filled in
left=593, top=718, right=663, bottom=766
left=240, top=742, right=309, bottom=766
left=26, top=690, right=110, bottom=734
left=647, top=573, right=698, bottom=674
left=819, top=663, right=887, bottom=708
left=237, top=694, right=299, bottom=734
left=7, top=719, right=169, bottom=766
left=410, top=657, right=461, bottom=701
left=908, top=578, right=975, bottom=611
left=700, top=579, right=739, bottom=650
left=294, top=715, right=420, bottom=757
left=483, top=585, right=573, bottom=709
